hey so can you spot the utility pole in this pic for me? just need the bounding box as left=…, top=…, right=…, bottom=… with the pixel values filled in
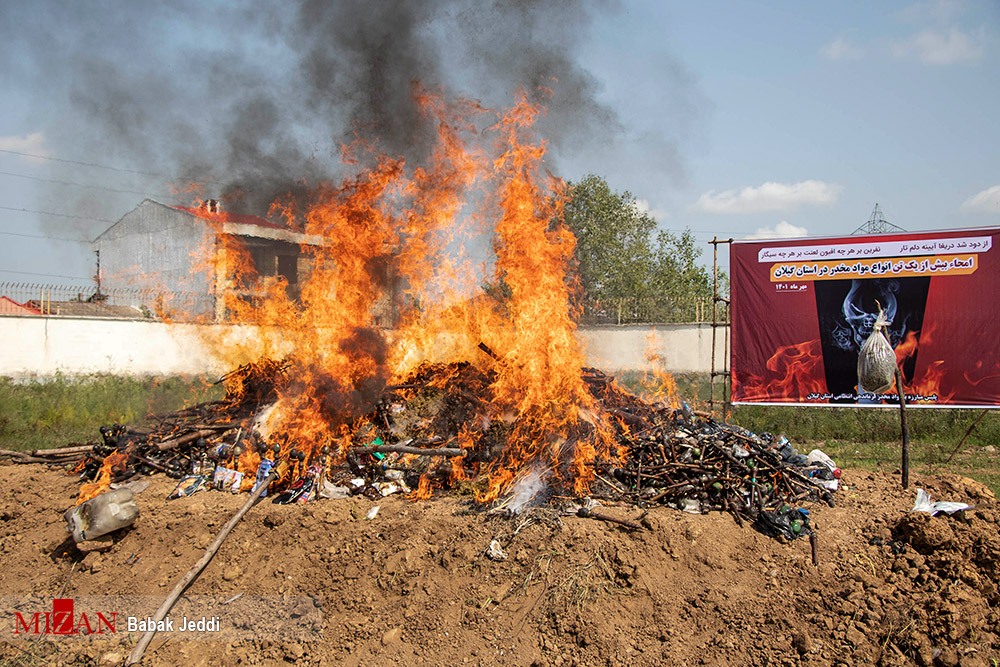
left=94, top=249, right=103, bottom=295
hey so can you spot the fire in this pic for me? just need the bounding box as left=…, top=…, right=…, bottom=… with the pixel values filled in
left=644, top=334, right=681, bottom=408
left=76, top=450, right=129, bottom=505
left=408, top=474, right=434, bottom=501
left=187, top=90, right=620, bottom=501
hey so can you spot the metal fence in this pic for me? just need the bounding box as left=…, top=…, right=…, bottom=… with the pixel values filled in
left=577, top=296, right=725, bottom=325
left=1, top=282, right=724, bottom=326
left=0, top=282, right=214, bottom=320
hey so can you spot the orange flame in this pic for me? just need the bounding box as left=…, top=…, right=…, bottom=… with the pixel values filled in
left=76, top=451, right=129, bottom=505
left=187, top=90, right=623, bottom=502
left=408, top=473, right=434, bottom=501
left=644, top=334, right=681, bottom=408
left=891, top=324, right=955, bottom=404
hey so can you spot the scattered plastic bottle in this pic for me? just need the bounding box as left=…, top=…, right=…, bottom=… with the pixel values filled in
left=253, top=458, right=275, bottom=496
left=64, top=488, right=139, bottom=542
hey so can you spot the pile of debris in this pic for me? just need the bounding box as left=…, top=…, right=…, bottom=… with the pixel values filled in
left=10, top=359, right=840, bottom=540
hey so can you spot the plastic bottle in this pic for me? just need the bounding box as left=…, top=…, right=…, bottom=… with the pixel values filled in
left=64, top=488, right=139, bottom=542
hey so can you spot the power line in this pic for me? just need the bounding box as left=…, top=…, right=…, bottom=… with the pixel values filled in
left=0, top=205, right=117, bottom=225
left=0, top=268, right=92, bottom=281
left=0, top=169, right=169, bottom=199
left=0, top=147, right=166, bottom=179
left=0, top=230, right=88, bottom=242
left=0, top=147, right=226, bottom=187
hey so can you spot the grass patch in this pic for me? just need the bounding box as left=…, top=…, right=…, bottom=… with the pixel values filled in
left=0, top=374, right=221, bottom=452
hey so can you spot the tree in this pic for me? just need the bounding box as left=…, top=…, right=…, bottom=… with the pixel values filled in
left=563, top=174, right=715, bottom=324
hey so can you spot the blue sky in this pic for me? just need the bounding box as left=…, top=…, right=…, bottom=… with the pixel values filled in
left=0, top=0, right=997, bottom=285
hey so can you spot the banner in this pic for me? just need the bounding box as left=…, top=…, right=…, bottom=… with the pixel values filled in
left=730, top=227, right=1000, bottom=407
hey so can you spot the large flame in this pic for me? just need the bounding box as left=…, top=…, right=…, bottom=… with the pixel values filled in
left=188, top=90, right=619, bottom=499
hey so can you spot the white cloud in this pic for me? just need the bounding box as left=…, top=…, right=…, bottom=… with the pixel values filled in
left=0, top=132, right=49, bottom=159
left=633, top=198, right=668, bottom=221
left=961, top=185, right=1000, bottom=213
left=822, top=37, right=866, bottom=61
left=745, top=221, right=809, bottom=240
left=891, top=27, right=983, bottom=64
left=692, top=180, right=841, bottom=214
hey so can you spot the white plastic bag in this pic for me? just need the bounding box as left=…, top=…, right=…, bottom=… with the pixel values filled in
left=912, top=488, right=974, bottom=516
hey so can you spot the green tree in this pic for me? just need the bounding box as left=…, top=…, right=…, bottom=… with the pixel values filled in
left=563, top=174, right=715, bottom=323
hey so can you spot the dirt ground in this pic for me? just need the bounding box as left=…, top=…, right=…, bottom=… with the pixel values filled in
left=0, top=462, right=997, bottom=667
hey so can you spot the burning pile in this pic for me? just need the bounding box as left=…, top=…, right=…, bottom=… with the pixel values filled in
left=57, top=356, right=837, bottom=538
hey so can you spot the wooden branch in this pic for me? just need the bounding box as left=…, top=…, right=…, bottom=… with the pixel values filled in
left=156, top=429, right=218, bottom=451
left=896, top=367, right=910, bottom=489
left=477, top=342, right=500, bottom=361
left=0, top=449, right=81, bottom=464
left=31, top=445, right=94, bottom=456
left=945, top=409, right=989, bottom=464
left=576, top=507, right=645, bottom=531
left=127, top=472, right=276, bottom=665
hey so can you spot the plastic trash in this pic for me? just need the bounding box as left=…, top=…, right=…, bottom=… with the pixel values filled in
left=64, top=488, right=139, bottom=542
left=271, top=476, right=314, bottom=505
left=485, top=539, right=507, bottom=561
left=212, top=466, right=244, bottom=494
left=319, top=480, right=351, bottom=500
left=754, top=506, right=811, bottom=540
left=805, top=449, right=837, bottom=470
left=373, top=481, right=410, bottom=497
left=806, top=449, right=842, bottom=490
left=911, top=489, right=974, bottom=516
left=168, top=474, right=207, bottom=499
left=678, top=498, right=701, bottom=514
left=253, top=459, right=275, bottom=497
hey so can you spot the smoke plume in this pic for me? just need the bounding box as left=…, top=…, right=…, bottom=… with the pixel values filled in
left=1, top=0, right=695, bottom=238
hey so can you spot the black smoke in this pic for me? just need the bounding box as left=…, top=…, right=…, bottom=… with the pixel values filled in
left=1, top=0, right=692, bottom=237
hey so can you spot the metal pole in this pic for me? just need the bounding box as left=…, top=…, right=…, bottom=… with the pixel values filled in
left=710, top=237, right=719, bottom=413
left=896, top=367, right=910, bottom=489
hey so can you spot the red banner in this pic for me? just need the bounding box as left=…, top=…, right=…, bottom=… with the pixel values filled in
left=730, top=228, right=1000, bottom=407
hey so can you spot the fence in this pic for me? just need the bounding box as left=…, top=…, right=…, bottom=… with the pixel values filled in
left=0, top=282, right=214, bottom=320
left=1, top=282, right=725, bottom=328
left=577, top=295, right=726, bottom=325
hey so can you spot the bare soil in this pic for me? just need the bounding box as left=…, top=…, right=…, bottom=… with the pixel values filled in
left=1, top=463, right=997, bottom=667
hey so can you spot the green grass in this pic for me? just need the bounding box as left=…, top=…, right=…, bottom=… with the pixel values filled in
left=0, top=374, right=222, bottom=452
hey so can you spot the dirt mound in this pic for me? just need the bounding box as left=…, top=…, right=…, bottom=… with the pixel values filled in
left=1, top=464, right=997, bottom=667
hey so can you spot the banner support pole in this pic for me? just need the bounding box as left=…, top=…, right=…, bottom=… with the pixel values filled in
left=896, top=367, right=910, bottom=489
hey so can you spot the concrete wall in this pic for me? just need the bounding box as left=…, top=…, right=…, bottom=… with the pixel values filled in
left=0, top=316, right=729, bottom=378
left=578, top=323, right=727, bottom=374
left=0, top=317, right=234, bottom=378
